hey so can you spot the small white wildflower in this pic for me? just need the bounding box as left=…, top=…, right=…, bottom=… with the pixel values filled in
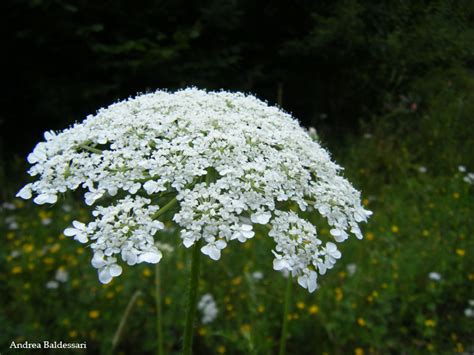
left=465, top=308, right=474, bottom=318
left=55, top=268, right=69, bottom=282
left=231, top=224, right=255, bottom=242
left=46, top=280, right=59, bottom=289
left=64, top=221, right=89, bottom=243
left=458, top=165, right=466, bottom=173
left=463, top=173, right=474, bottom=185
left=418, top=166, right=427, bottom=173
left=197, top=293, right=218, bottom=324
left=251, top=271, right=264, bottom=281
left=10, top=250, right=21, bottom=258
left=428, top=272, right=442, bottom=281
left=346, top=263, right=357, bottom=276
left=2, top=202, right=16, bottom=210
left=251, top=211, right=272, bottom=225
left=6, top=216, right=19, bottom=230
left=41, top=218, right=52, bottom=226
left=201, top=238, right=227, bottom=261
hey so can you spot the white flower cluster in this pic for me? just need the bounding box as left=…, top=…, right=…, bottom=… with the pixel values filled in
left=464, top=300, right=474, bottom=318
left=458, top=165, right=474, bottom=184
left=17, top=88, right=371, bottom=290
left=197, top=293, right=219, bottom=324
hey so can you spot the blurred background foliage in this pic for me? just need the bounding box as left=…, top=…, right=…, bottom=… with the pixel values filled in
left=1, top=0, right=473, bottom=354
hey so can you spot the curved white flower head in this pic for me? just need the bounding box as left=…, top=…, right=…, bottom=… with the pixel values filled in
left=17, top=88, right=371, bottom=289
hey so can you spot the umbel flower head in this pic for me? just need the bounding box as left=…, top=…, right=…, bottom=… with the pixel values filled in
left=17, top=88, right=371, bottom=291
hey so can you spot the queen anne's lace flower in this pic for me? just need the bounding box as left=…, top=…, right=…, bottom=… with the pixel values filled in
left=17, top=88, right=371, bottom=291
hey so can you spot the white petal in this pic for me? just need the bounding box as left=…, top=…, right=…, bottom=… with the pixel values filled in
left=33, top=194, right=48, bottom=204
left=75, top=233, right=88, bottom=244
left=242, top=230, right=255, bottom=239
left=318, top=262, right=327, bottom=275
left=201, top=244, right=211, bottom=256
left=251, top=211, right=271, bottom=225
left=330, top=228, right=342, bottom=237
left=122, top=250, right=138, bottom=265
left=98, top=269, right=113, bottom=284
left=297, top=275, right=308, bottom=289
left=16, top=185, right=32, bottom=199
left=326, top=242, right=337, bottom=252
left=138, top=251, right=162, bottom=264
left=208, top=246, right=221, bottom=260
left=129, top=183, right=141, bottom=194
left=273, top=258, right=289, bottom=271
left=241, top=224, right=253, bottom=232
left=307, top=277, right=317, bottom=293
left=333, top=231, right=348, bottom=242
left=44, top=131, right=55, bottom=141
left=215, top=239, right=227, bottom=249
left=91, top=254, right=106, bottom=268
left=72, top=220, right=86, bottom=230
left=108, top=264, right=123, bottom=277
left=183, top=238, right=195, bottom=248
left=64, top=228, right=77, bottom=237
left=143, top=180, right=158, bottom=194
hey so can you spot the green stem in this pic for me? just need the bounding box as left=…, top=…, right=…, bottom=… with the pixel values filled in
left=153, top=197, right=178, bottom=219
left=279, top=274, right=293, bottom=355
left=110, top=290, right=142, bottom=354
left=182, top=239, right=202, bottom=355
left=156, top=263, right=164, bottom=355
left=79, top=144, right=103, bottom=154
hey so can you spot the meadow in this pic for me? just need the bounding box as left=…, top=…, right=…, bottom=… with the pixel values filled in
left=1, top=85, right=473, bottom=354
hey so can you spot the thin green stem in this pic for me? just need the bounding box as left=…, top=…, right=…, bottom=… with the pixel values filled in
left=156, top=263, right=164, bottom=355
left=279, top=274, right=293, bottom=355
left=153, top=196, right=178, bottom=219
left=182, top=239, right=202, bottom=355
left=79, top=144, right=103, bottom=154
left=110, top=290, right=142, bottom=354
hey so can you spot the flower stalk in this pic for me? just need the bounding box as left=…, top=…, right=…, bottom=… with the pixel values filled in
left=156, top=263, right=164, bottom=355
left=279, top=274, right=293, bottom=355
left=182, top=239, right=202, bottom=355
left=111, top=290, right=142, bottom=354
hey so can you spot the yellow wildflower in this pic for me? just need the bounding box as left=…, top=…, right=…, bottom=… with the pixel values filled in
left=43, top=257, right=55, bottom=265
left=424, top=319, right=436, bottom=327
left=455, top=342, right=464, bottom=353
left=50, top=243, right=61, bottom=253
left=240, top=324, right=251, bottom=334
left=231, top=277, right=242, bottom=285
left=69, top=330, right=78, bottom=338
left=23, top=244, right=34, bottom=253
left=88, top=310, right=100, bottom=319
left=309, top=305, right=319, bottom=315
